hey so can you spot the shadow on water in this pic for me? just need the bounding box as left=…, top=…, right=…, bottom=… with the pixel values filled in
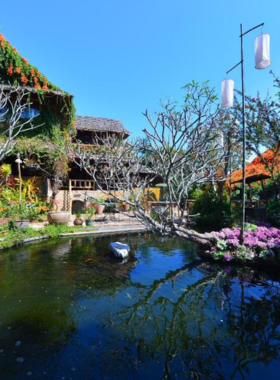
left=0, top=233, right=279, bottom=379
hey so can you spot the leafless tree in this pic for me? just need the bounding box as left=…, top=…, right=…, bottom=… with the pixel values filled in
left=0, top=84, right=41, bottom=161
left=67, top=82, right=227, bottom=248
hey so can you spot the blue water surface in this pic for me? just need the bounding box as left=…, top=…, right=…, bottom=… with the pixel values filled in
left=0, top=233, right=279, bottom=379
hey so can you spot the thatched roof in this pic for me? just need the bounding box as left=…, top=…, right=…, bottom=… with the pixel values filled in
left=75, top=115, right=130, bottom=137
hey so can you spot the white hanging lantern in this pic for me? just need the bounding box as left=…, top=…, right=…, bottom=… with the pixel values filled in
left=221, top=79, right=234, bottom=108
left=217, top=132, right=224, bottom=148
left=255, top=33, right=271, bottom=70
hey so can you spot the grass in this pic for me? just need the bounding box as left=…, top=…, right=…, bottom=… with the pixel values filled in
left=0, top=224, right=97, bottom=250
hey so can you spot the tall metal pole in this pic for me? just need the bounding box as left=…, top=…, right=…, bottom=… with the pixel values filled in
left=225, top=22, right=265, bottom=243
left=240, top=24, right=246, bottom=243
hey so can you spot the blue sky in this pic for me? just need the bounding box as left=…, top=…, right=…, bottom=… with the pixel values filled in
left=1, top=0, right=279, bottom=137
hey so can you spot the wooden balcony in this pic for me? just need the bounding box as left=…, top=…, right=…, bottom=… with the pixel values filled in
left=69, top=179, right=96, bottom=190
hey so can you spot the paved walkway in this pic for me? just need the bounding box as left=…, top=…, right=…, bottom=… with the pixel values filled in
left=30, top=213, right=149, bottom=237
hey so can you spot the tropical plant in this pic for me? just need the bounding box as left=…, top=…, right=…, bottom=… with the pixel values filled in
left=0, top=163, right=11, bottom=185
left=193, top=191, right=233, bottom=230
left=83, top=204, right=96, bottom=220
left=14, top=176, right=40, bottom=202
left=75, top=211, right=83, bottom=220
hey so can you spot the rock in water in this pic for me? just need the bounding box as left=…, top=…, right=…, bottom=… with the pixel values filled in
left=109, top=242, right=130, bottom=259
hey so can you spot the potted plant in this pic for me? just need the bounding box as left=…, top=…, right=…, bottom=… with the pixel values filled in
left=74, top=211, right=83, bottom=226
left=47, top=198, right=71, bottom=225
left=94, top=198, right=105, bottom=215
left=120, top=201, right=130, bottom=212
left=119, top=194, right=134, bottom=212
left=84, top=205, right=96, bottom=226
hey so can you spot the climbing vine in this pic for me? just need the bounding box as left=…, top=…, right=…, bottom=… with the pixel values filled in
left=0, top=32, right=76, bottom=132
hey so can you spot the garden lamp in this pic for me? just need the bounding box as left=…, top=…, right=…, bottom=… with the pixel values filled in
left=221, top=79, right=234, bottom=108
left=15, top=153, right=23, bottom=213
left=255, top=33, right=271, bottom=69
left=222, top=23, right=270, bottom=243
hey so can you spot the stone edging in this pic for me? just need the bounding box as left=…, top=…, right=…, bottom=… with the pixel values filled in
left=23, top=236, right=49, bottom=244
left=60, top=225, right=148, bottom=237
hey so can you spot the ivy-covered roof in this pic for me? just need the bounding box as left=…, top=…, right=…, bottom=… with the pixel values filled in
left=0, top=33, right=67, bottom=94
left=0, top=33, right=75, bottom=131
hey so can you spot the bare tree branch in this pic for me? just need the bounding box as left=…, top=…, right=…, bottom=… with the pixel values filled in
left=0, top=84, right=43, bottom=161
left=66, top=82, right=226, bottom=247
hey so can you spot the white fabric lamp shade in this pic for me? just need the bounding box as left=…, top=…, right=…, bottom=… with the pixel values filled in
left=217, top=132, right=224, bottom=148
left=221, top=79, right=234, bottom=108
left=255, top=33, right=271, bottom=70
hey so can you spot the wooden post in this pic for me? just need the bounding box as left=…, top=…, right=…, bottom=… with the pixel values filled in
left=69, top=179, right=72, bottom=213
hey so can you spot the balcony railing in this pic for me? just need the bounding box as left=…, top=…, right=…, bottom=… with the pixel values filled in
left=69, top=179, right=96, bottom=190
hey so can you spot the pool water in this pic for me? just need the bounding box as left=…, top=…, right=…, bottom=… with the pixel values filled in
left=0, top=233, right=279, bottom=379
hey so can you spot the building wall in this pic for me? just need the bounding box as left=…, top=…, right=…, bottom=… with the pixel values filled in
left=55, top=188, right=161, bottom=213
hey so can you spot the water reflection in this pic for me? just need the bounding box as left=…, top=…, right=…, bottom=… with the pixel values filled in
left=0, top=234, right=279, bottom=379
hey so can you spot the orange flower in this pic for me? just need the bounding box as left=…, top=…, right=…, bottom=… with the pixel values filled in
left=15, top=67, right=21, bottom=74
left=7, top=65, right=13, bottom=75
left=33, top=77, right=38, bottom=84
left=30, top=68, right=35, bottom=76
left=0, top=42, right=4, bottom=49
left=36, top=70, right=40, bottom=77
left=0, top=34, right=5, bottom=42
left=12, top=47, right=18, bottom=53
left=42, top=84, right=49, bottom=91
left=20, top=73, right=28, bottom=85
left=34, top=84, right=41, bottom=89
left=22, top=57, right=28, bottom=64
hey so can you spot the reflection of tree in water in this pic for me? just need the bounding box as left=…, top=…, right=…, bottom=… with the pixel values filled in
left=0, top=235, right=279, bottom=379
left=97, top=263, right=280, bottom=379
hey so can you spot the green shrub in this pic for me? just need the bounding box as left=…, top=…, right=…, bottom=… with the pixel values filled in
left=0, top=224, right=76, bottom=250
left=193, top=191, right=233, bottom=230
left=267, top=199, right=280, bottom=227
left=188, top=188, right=204, bottom=200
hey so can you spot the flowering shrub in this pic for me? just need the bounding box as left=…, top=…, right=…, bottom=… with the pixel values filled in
left=0, top=33, right=75, bottom=133
left=210, top=224, right=280, bottom=262
left=0, top=33, right=58, bottom=91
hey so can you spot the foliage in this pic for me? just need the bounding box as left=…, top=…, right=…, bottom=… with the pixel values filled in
left=0, top=185, right=18, bottom=202
left=233, top=72, right=280, bottom=185
left=3, top=136, right=70, bottom=183
left=188, top=187, right=204, bottom=199
left=210, top=225, right=280, bottom=262
left=82, top=203, right=96, bottom=220
left=74, top=211, right=83, bottom=219
left=0, top=201, right=48, bottom=221
left=0, top=163, right=11, bottom=180
left=93, top=198, right=105, bottom=204
left=0, top=32, right=76, bottom=173
left=14, top=176, right=40, bottom=202
left=0, top=33, right=61, bottom=91
left=0, top=224, right=76, bottom=250
left=193, top=191, right=233, bottom=230
left=267, top=199, right=280, bottom=228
